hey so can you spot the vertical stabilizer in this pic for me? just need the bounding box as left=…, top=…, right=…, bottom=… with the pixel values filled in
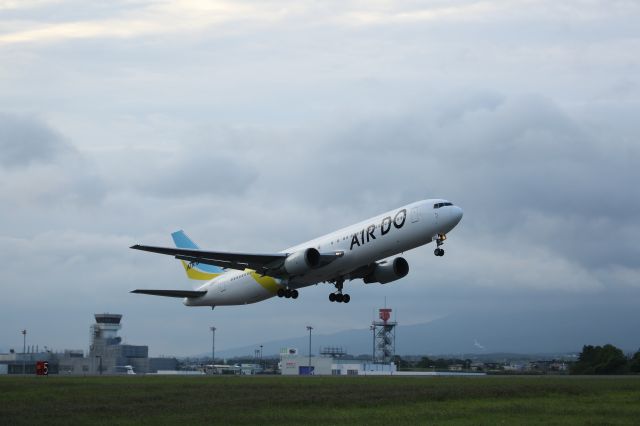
left=171, top=230, right=224, bottom=280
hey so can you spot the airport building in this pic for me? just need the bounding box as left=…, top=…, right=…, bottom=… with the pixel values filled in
left=279, top=308, right=401, bottom=376
left=279, top=347, right=397, bottom=376
left=0, top=313, right=177, bottom=375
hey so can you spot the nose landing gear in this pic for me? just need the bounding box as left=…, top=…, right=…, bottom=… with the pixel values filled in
left=328, top=278, right=350, bottom=303
left=434, top=233, right=446, bottom=257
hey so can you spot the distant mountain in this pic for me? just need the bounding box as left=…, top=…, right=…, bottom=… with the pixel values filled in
left=210, top=305, right=640, bottom=359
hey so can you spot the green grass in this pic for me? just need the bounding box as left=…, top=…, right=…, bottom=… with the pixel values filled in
left=1, top=375, right=640, bottom=425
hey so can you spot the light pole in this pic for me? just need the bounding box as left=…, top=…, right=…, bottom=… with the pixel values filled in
left=306, top=326, right=313, bottom=373
left=260, top=345, right=263, bottom=370
left=21, top=330, right=27, bottom=375
left=210, top=326, right=216, bottom=364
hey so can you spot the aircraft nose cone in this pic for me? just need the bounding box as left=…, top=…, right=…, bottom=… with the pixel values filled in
left=453, top=206, right=463, bottom=225
left=445, top=206, right=463, bottom=231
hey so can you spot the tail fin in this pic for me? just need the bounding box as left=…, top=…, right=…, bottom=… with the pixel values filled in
left=171, top=230, right=224, bottom=280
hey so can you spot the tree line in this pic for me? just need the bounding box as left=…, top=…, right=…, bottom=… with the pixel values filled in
left=571, top=344, right=640, bottom=374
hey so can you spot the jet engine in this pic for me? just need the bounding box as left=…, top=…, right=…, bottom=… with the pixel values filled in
left=283, top=248, right=321, bottom=276
left=363, top=257, right=409, bottom=284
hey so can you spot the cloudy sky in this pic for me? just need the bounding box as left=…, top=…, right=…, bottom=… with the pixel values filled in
left=1, top=0, right=639, bottom=356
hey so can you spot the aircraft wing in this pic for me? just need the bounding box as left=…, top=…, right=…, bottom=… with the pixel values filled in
left=130, top=244, right=287, bottom=275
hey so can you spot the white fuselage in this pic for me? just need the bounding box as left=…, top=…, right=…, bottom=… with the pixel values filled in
left=184, top=199, right=462, bottom=307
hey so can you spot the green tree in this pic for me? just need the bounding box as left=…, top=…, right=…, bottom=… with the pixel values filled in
left=571, top=344, right=628, bottom=374
left=392, top=355, right=409, bottom=369
left=434, top=358, right=449, bottom=370
left=416, top=356, right=433, bottom=369
left=629, top=350, right=640, bottom=373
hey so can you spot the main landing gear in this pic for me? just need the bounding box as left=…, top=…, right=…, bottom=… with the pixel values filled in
left=329, top=279, right=350, bottom=303
left=434, top=233, right=446, bottom=257
left=277, top=288, right=298, bottom=299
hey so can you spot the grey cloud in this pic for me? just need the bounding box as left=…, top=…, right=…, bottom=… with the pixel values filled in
left=435, top=92, right=505, bottom=127
left=94, top=136, right=259, bottom=200
left=0, top=114, right=105, bottom=211
left=0, top=113, right=71, bottom=168
left=0, top=1, right=142, bottom=23
left=138, top=150, right=258, bottom=200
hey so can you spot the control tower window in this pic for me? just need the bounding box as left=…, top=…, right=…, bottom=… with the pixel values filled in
left=98, top=318, right=118, bottom=324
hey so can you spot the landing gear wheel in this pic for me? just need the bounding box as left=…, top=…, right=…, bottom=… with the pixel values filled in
left=329, top=277, right=347, bottom=303
left=291, top=289, right=299, bottom=299
left=343, top=294, right=350, bottom=303
left=284, top=289, right=291, bottom=298
left=277, top=288, right=285, bottom=298
left=434, top=234, right=446, bottom=257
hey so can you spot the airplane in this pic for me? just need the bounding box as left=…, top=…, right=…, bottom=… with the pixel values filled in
left=130, top=199, right=463, bottom=307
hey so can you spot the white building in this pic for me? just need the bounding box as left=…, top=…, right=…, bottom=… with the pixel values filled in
left=279, top=349, right=396, bottom=376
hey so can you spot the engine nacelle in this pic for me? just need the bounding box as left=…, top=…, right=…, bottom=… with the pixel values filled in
left=283, top=248, right=321, bottom=276
left=363, top=257, right=409, bottom=284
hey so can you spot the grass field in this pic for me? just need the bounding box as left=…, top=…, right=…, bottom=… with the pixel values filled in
left=1, top=375, right=640, bottom=425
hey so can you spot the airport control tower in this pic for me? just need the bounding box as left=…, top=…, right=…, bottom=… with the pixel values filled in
left=372, top=308, right=397, bottom=363
left=89, top=313, right=148, bottom=374
left=90, top=313, right=123, bottom=353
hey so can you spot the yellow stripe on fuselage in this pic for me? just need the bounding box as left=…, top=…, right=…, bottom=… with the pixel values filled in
left=181, top=261, right=280, bottom=294
left=180, top=260, right=222, bottom=280
left=249, top=270, right=280, bottom=294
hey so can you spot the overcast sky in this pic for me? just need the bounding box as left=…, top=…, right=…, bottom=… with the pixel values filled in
left=1, top=0, right=639, bottom=356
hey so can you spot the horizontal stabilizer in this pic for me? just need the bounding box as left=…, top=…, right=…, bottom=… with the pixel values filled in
left=131, top=289, right=207, bottom=298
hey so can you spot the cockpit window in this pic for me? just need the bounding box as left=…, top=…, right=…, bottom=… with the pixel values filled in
left=433, top=202, right=453, bottom=209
